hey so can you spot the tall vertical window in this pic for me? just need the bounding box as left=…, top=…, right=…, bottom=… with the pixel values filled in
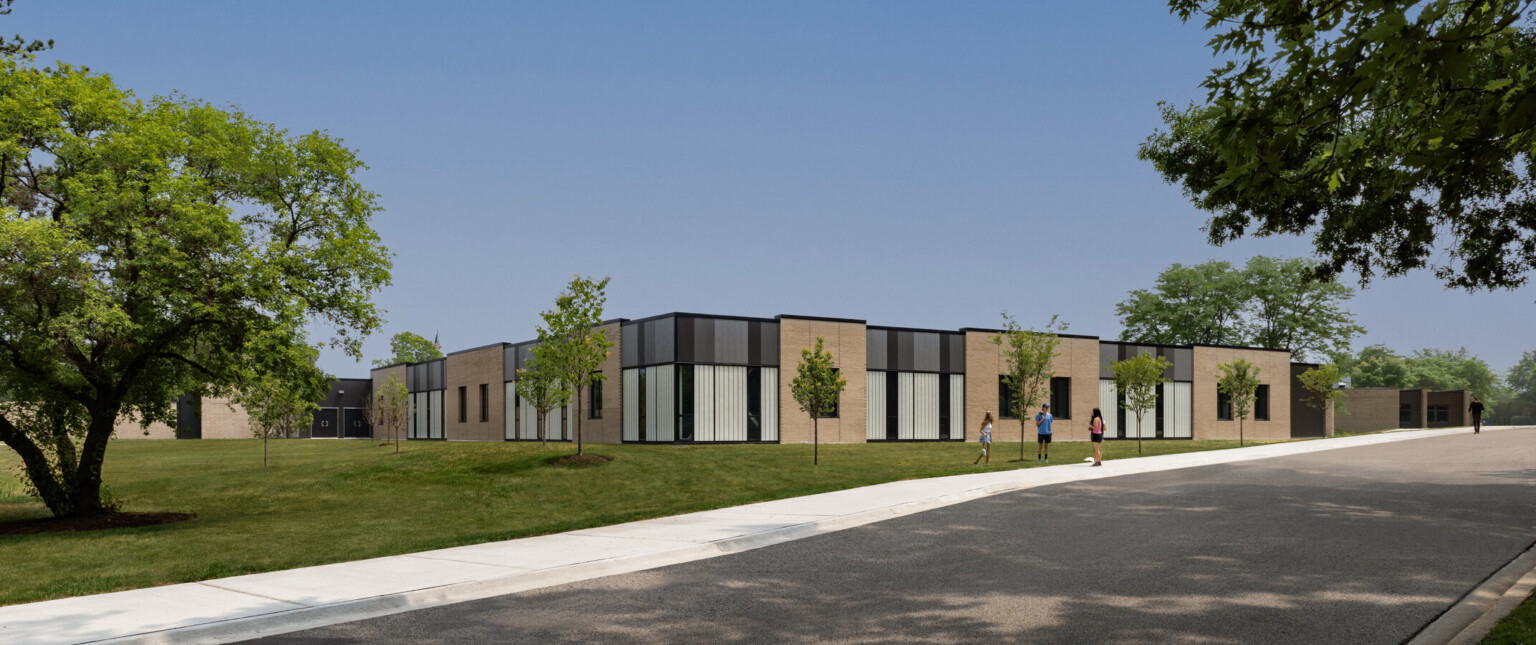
left=747, top=367, right=762, bottom=441
left=998, top=376, right=1017, bottom=419
left=637, top=368, right=647, bottom=441
left=479, top=384, right=488, bottom=422
left=1217, top=391, right=1233, bottom=420
left=1254, top=384, right=1270, bottom=421
left=458, top=386, right=467, bottom=423
left=677, top=365, right=694, bottom=441
left=590, top=374, right=603, bottom=419
left=1049, top=377, right=1072, bottom=419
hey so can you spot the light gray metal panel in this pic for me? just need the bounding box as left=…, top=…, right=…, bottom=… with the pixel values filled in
left=1099, top=379, right=1118, bottom=438
left=913, top=333, right=940, bottom=373
left=914, top=372, right=939, bottom=439
left=951, top=374, right=966, bottom=440
left=867, top=371, right=886, bottom=440
left=504, top=382, right=516, bottom=440
left=654, top=317, right=676, bottom=365
left=897, top=371, right=915, bottom=440
left=695, top=365, right=715, bottom=441
left=623, top=369, right=639, bottom=441
left=717, top=365, right=747, bottom=441
left=762, top=367, right=779, bottom=441
left=654, top=364, right=674, bottom=442
left=429, top=390, right=443, bottom=438
left=1173, top=348, right=1193, bottom=381
left=1172, top=381, right=1193, bottom=437
left=760, top=323, right=779, bottom=366
left=866, top=330, right=888, bottom=371
left=715, top=319, right=748, bottom=365
left=622, top=325, right=640, bottom=367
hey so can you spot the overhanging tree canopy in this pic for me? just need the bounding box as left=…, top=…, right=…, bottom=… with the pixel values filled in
left=1143, top=0, right=1536, bottom=292
left=0, top=59, right=391, bottom=517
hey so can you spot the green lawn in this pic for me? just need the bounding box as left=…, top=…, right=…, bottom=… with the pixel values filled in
left=1481, top=590, right=1536, bottom=644
left=0, top=437, right=1260, bottom=606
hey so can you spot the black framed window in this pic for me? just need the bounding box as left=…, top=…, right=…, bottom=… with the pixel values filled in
left=677, top=365, right=694, bottom=441
left=590, top=375, right=603, bottom=419
left=1217, top=391, right=1233, bottom=420
left=939, top=376, right=951, bottom=440
left=1400, top=404, right=1411, bottom=425
left=1428, top=405, right=1449, bottom=423
left=637, top=367, right=647, bottom=441
left=479, top=384, right=488, bottom=422
left=1254, top=384, right=1270, bottom=421
left=818, top=368, right=840, bottom=418
left=1049, top=377, right=1071, bottom=419
left=999, top=376, right=1017, bottom=419
left=458, top=386, right=467, bottom=423
left=747, top=367, right=762, bottom=441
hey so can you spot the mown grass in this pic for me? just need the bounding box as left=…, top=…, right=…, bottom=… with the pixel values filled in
left=0, top=437, right=1261, bottom=606
left=1481, top=589, right=1536, bottom=644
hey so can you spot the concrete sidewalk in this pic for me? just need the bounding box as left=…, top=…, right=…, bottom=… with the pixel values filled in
left=0, top=426, right=1519, bottom=645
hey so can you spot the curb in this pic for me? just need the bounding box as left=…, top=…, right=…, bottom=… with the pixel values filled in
left=1407, top=540, right=1536, bottom=645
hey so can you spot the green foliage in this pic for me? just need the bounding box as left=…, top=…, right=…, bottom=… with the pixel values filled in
left=1340, top=345, right=1501, bottom=403
left=1217, top=358, right=1262, bottom=445
left=234, top=344, right=327, bottom=467
left=0, top=58, right=390, bottom=516
left=0, top=1, right=52, bottom=56
left=1117, top=256, right=1363, bottom=359
left=1506, top=350, right=1536, bottom=420
left=373, top=332, right=443, bottom=367
left=790, top=337, right=847, bottom=465
left=1144, top=1, right=1536, bottom=291
left=1296, top=364, right=1345, bottom=411
left=992, top=312, right=1066, bottom=424
left=369, top=375, right=408, bottom=454
left=1342, top=345, right=1413, bottom=389
left=534, top=275, right=613, bottom=456
left=1111, top=352, right=1173, bottom=453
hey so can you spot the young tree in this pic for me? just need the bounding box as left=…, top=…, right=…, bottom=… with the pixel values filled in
left=992, top=313, right=1066, bottom=462
left=0, top=60, right=390, bottom=517
left=514, top=349, right=567, bottom=448
left=372, top=332, right=444, bottom=367
left=1110, top=352, right=1172, bottom=454
left=1142, top=1, right=1536, bottom=292
left=234, top=336, right=328, bottom=467
left=537, top=275, right=613, bottom=456
left=1217, top=359, right=1263, bottom=446
left=790, top=337, right=846, bottom=466
left=369, top=375, right=409, bottom=454
left=1296, top=364, right=1346, bottom=437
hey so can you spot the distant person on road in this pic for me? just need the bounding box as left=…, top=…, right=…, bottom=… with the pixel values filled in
left=1470, top=397, right=1485, bottom=434
left=1036, top=403, right=1053, bottom=463
left=1089, top=408, right=1104, bottom=466
left=974, top=411, right=994, bottom=465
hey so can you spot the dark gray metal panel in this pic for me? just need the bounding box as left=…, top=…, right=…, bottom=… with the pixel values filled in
left=676, top=317, right=695, bottom=363
left=760, top=323, right=779, bottom=366
left=1173, top=348, right=1193, bottom=382
left=311, top=407, right=339, bottom=438
left=947, top=334, right=966, bottom=373
left=655, top=316, right=676, bottom=365
left=504, top=346, right=517, bottom=381
left=913, top=332, right=940, bottom=373
left=429, top=360, right=445, bottom=390
left=897, top=331, right=914, bottom=372
left=716, top=319, right=747, bottom=364
left=622, top=324, right=640, bottom=368
left=1099, top=343, right=1118, bottom=379
left=866, top=329, right=888, bottom=371
left=694, top=318, right=715, bottom=364
left=175, top=395, right=202, bottom=439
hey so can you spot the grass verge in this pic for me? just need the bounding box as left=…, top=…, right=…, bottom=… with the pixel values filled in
left=1481, top=587, right=1536, bottom=644
left=1, top=437, right=1262, bottom=606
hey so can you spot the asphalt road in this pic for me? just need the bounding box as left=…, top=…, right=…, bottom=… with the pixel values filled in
left=253, top=430, right=1536, bottom=644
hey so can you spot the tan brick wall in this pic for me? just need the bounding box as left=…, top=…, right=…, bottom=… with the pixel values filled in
left=576, top=322, right=624, bottom=444
left=444, top=345, right=505, bottom=442
left=778, top=318, right=867, bottom=444
left=200, top=397, right=253, bottom=439
left=964, top=332, right=1100, bottom=443
left=112, top=414, right=177, bottom=440
left=1191, top=346, right=1292, bottom=441
left=1336, top=388, right=1400, bottom=433
left=370, top=364, right=408, bottom=441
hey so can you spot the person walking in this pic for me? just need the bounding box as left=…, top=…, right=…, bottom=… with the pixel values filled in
left=1089, top=408, right=1104, bottom=466
left=973, top=411, right=994, bottom=465
left=1470, top=397, right=1485, bottom=434
left=1035, top=403, right=1053, bottom=463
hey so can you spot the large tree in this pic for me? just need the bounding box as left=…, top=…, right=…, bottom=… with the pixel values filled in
left=372, top=331, right=442, bottom=367
left=1142, top=1, right=1536, bottom=292
left=1117, top=256, right=1363, bottom=359
left=0, top=60, right=390, bottom=517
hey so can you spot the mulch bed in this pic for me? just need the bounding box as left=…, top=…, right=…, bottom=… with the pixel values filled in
left=546, top=454, right=613, bottom=468
left=0, top=511, right=195, bottom=535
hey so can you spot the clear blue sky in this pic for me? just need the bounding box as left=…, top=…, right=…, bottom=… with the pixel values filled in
left=13, top=1, right=1533, bottom=375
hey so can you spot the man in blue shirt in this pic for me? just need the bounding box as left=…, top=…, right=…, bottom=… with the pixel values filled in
left=1035, top=403, right=1053, bottom=463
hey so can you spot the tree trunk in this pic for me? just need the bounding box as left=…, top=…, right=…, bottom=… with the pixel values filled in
left=813, top=417, right=819, bottom=465
left=67, top=408, right=118, bottom=517
left=1239, top=418, right=1244, bottom=446
left=264, top=434, right=268, bottom=468
left=1136, top=411, right=1143, bottom=454
left=0, top=415, right=75, bottom=516
left=539, top=410, right=546, bottom=448
left=574, top=383, right=584, bottom=456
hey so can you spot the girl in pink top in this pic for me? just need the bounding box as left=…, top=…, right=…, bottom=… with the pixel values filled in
left=1089, top=407, right=1105, bottom=466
